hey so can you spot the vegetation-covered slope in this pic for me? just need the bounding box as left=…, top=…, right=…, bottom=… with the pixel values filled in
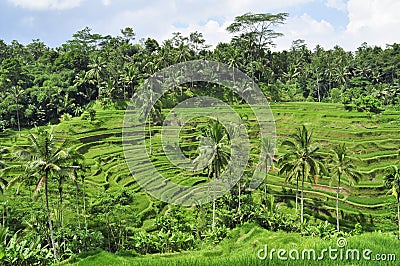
left=3, top=101, right=399, bottom=227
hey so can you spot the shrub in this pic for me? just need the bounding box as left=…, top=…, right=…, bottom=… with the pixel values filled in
left=0, top=227, right=53, bottom=265
left=329, top=88, right=341, bottom=103
left=203, top=225, right=229, bottom=244
left=301, top=220, right=337, bottom=239
left=88, top=108, right=96, bottom=121
left=59, top=113, right=72, bottom=122
left=54, top=227, right=104, bottom=258
left=351, top=223, right=363, bottom=236
left=355, top=95, right=384, bottom=114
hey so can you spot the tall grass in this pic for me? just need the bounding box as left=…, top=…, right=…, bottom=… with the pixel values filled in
left=64, top=229, right=399, bottom=266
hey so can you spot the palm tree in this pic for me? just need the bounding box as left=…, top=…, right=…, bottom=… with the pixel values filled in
left=279, top=125, right=326, bottom=223
left=0, top=147, right=8, bottom=172
left=56, top=153, right=83, bottom=229
left=329, top=143, right=361, bottom=232
left=74, top=71, right=96, bottom=101
left=260, top=136, right=276, bottom=198
left=10, top=85, right=24, bottom=135
left=0, top=147, right=9, bottom=227
left=135, top=77, right=162, bottom=155
left=85, top=56, right=106, bottom=100
left=384, top=165, right=400, bottom=239
left=175, top=42, right=192, bottom=63
left=13, top=127, right=81, bottom=260
left=195, top=120, right=230, bottom=230
left=121, top=64, right=138, bottom=98
left=225, top=122, right=245, bottom=213
left=280, top=167, right=301, bottom=214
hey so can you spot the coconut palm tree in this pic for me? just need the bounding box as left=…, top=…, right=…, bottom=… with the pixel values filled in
left=85, top=56, right=106, bottom=100
left=12, top=127, right=81, bottom=260
left=121, top=64, right=138, bottom=99
left=135, top=77, right=162, bottom=155
left=329, top=143, right=361, bottom=232
left=280, top=167, right=301, bottom=214
left=279, top=125, right=326, bottom=223
left=0, top=147, right=8, bottom=172
left=260, top=136, right=276, bottom=197
left=0, top=147, right=9, bottom=227
left=10, top=85, right=24, bottom=134
left=384, top=165, right=400, bottom=239
left=195, top=120, right=230, bottom=230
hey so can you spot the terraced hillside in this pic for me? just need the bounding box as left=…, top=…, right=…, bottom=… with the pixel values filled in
left=2, top=102, right=399, bottom=231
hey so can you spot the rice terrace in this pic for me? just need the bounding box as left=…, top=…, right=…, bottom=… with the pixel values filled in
left=0, top=6, right=400, bottom=266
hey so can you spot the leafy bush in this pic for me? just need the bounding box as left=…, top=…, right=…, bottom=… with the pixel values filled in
left=351, top=223, right=363, bottom=235
left=86, top=189, right=141, bottom=252
left=81, top=108, right=96, bottom=121
left=355, top=95, right=384, bottom=114
left=54, top=227, right=104, bottom=258
left=59, top=113, right=72, bottom=122
left=203, top=225, right=229, bottom=244
left=329, top=88, right=341, bottom=103
left=301, top=221, right=337, bottom=239
left=88, top=108, right=96, bottom=121
left=256, top=210, right=299, bottom=232
left=0, top=227, right=53, bottom=265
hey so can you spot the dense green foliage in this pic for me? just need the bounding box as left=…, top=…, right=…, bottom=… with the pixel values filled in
left=0, top=12, right=399, bottom=266
left=63, top=224, right=399, bottom=266
left=1, top=102, right=399, bottom=265
left=1, top=15, right=400, bottom=130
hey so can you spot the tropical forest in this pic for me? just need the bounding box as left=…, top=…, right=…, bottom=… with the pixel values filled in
left=0, top=12, right=399, bottom=265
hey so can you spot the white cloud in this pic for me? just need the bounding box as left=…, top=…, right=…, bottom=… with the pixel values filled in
left=169, top=20, right=232, bottom=47
left=325, top=0, right=347, bottom=11
left=8, top=0, right=399, bottom=51
left=343, top=0, right=400, bottom=49
left=261, top=0, right=400, bottom=51
left=275, top=13, right=336, bottom=50
left=8, top=0, right=82, bottom=10
left=92, top=0, right=315, bottom=48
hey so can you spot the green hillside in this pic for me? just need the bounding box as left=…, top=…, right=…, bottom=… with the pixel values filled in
left=3, top=101, right=399, bottom=226
left=1, top=101, right=399, bottom=265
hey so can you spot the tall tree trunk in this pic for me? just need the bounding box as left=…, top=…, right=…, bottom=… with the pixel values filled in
left=97, top=80, right=101, bottom=101
left=2, top=203, right=5, bottom=228
left=295, top=174, right=299, bottom=214
left=15, top=96, right=21, bottom=135
left=58, top=179, right=64, bottom=254
left=398, top=201, right=400, bottom=240
left=264, top=183, right=267, bottom=204
left=301, top=164, right=305, bottom=224
left=81, top=177, right=88, bottom=236
left=238, top=181, right=241, bottom=216
left=336, top=173, right=341, bottom=232
left=45, top=173, right=57, bottom=260
left=58, top=179, right=63, bottom=228
left=316, top=73, right=321, bottom=102
left=207, top=168, right=211, bottom=202
left=265, top=161, right=268, bottom=194
left=212, top=162, right=218, bottom=231
left=2, top=193, right=6, bottom=228
left=75, top=181, right=81, bottom=229
left=148, top=118, right=152, bottom=155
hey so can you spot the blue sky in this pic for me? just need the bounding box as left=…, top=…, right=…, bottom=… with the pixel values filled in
left=0, top=0, right=399, bottom=51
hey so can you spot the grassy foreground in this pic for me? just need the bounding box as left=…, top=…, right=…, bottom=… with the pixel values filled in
left=62, top=224, right=399, bottom=266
